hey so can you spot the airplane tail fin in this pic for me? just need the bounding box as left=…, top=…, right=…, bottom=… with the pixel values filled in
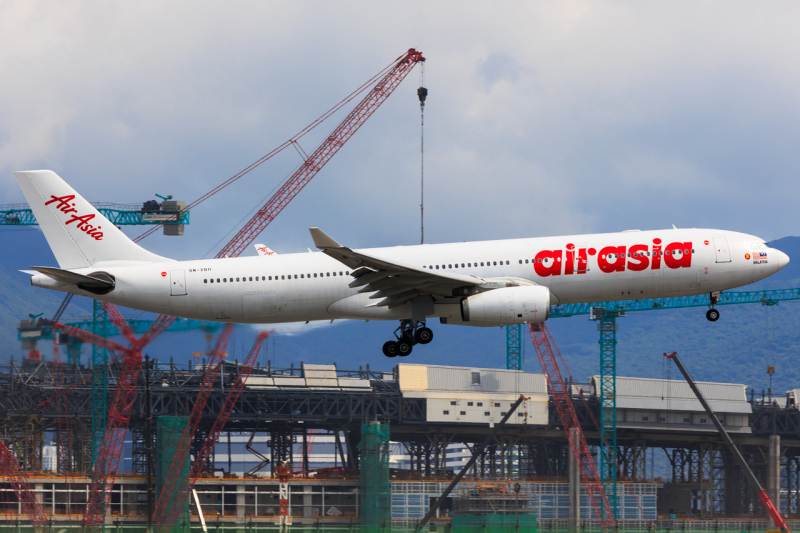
left=14, top=170, right=172, bottom=270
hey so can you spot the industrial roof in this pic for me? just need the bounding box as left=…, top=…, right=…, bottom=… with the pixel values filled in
left=591, top=375, right=751, bottom=414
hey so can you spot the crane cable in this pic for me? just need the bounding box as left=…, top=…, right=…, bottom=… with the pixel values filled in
left=418, top=64, right=427, bottom=245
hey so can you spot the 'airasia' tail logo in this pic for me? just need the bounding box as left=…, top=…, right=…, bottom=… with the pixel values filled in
left=44, top=194, right=104, bottom=241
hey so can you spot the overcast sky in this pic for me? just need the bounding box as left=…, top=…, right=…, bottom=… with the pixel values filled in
left=2, top=1, right=798, bottom=263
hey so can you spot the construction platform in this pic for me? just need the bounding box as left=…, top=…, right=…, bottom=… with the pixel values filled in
left=2, top=359, right=800, bottom=528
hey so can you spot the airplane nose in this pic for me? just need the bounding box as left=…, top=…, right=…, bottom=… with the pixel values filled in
left=776, top=249, right=790, bottom=271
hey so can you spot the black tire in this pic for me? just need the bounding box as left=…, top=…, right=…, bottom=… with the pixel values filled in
left=415, top=327, right=434, bottom=345
left=706, top=309, right=720, bottom=322
left=397, top=341, right=413, bottom=356
left=383, top=341, right=398, bottom=357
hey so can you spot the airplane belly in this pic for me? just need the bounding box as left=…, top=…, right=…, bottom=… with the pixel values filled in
left=328, top=293, right=412, bottom=320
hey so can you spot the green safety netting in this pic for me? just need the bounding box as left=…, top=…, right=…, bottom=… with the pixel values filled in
left=359, top=422, right=391, bottom=531
left=156, top=416, right=191, bottom=533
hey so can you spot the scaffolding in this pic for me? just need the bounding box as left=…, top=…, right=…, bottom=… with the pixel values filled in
left=359, top=422, right=390, bottom=529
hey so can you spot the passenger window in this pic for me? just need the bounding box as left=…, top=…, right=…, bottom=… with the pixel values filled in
left=313, top=273, right=317, bottom=277
left=448, top=264, right=452, bottom=268
left=691, top=249, right=695, bottom=253
left=281, top=275, right=285, bottom=280
left=249, top=277, right=253, bottom=281
left=468, top=263, right=471, bottom=267
left=345, top=271, right=349, bottom=275
left=217, top=278, right=220, bottom=283
left=525, top=259, right=529, bottom=263
left=340, top=271, right=344, bottom=276
left=268, top=276, right=272, bottom=280
left=301, top=274, right=304, bottom=278
left=327, top=272, right=330, bottom=276
left=461, top=263, right=465, bottom=267
left=294, top=275, right=298, bottom=279
left=223, top=278, right=227, bottom=282
left=307, top=273, right=311, bottom=278
left=210, top=279, right=214, bottom=283
left=204, top=279, right=207, bottom=283
left=436, top=265, right=439, bottom=269
left=333, top=272, right=336, bottom=276
left=262, top=276, right=265, bottom=280
left=480, top=262, right=484, bottom=266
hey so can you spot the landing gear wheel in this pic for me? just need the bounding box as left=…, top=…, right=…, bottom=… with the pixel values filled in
left=415, top=327, right=433, bottom=345
left=706, top=309, right=720, bottom=322
left=397, top=341, right=413, bottom=357
left=383, top=341, right=398, bottom=357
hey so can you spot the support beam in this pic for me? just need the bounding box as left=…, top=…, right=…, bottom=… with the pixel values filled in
left=767, top=434, right=781, bottom=527
left=568, top=427, right=580, bottom=528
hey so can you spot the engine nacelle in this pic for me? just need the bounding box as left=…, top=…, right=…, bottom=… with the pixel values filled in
left=441, top=286, right=550, bottom=327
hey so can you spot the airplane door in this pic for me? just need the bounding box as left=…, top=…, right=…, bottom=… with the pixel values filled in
left=713, top=237, right=731, bottom=263
left=170, top=270, right=187, bottom=296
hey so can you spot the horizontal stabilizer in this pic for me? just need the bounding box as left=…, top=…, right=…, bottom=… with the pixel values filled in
left=30, top=266, right=115, bottom=291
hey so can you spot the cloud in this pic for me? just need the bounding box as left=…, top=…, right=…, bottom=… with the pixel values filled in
left=2, top=0, right=798, bottom=272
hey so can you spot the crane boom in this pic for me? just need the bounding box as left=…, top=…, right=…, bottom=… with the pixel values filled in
left=528, top=323, right=616, bottom=527
left=79, top=305, right=178, bottom=532
left=215, top=48, right=425, bottom=259
left=664, top=351, right=790, bottom=532
left=550, top=286, right=800, bottom=318
left=0, top=441, right=48, bottom=532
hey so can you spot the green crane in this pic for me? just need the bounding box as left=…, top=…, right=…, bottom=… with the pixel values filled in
left=0, top=201, right=189, bottom=227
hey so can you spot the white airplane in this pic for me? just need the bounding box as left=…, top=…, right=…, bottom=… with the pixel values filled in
left=15, top=170, right=790, bottom=357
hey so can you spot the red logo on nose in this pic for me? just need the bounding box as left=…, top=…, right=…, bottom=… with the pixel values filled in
left=161, top=272, right=167, bottom=277
left=704, top=240, right=709, bottom=245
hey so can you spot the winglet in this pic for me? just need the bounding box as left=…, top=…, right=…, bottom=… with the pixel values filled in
left=309, top=227, right=344, bottom=250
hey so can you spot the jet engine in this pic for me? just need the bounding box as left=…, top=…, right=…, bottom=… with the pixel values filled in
left=441, top=285, right=550, bottom=327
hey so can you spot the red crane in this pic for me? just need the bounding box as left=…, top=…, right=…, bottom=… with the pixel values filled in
left=153, top=330, right=270, bottom=532
left=0, top=441, right=48, bottom=532
left=216, top=48, right=425, bottom=259
left=50, top=305, right=177, bottom=532
left=528, top=323, right=616, bottom=528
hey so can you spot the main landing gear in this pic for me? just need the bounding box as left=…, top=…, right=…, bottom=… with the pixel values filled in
left=382, top=320, right=433, bottom=357
left=706, top=292, right=721, bottom=322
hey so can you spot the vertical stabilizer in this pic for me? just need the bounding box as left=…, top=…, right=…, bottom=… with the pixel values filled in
left=14, top=170, right=172, bottom=269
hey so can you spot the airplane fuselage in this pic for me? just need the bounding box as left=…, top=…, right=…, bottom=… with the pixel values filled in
left=32, top=228, right=787, bottom=325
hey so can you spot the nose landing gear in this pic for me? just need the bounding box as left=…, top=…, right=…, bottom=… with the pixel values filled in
left=382, top=320, right=433, bottom=357
left=706, top=291, right=721, bottom=322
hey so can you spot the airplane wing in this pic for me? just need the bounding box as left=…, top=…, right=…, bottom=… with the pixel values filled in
left=309, top=227, right=483, bottom=308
